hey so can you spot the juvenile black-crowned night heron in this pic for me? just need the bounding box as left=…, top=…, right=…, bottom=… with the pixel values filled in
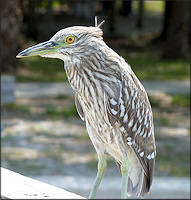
left=17, top=17, right=156, bottom=199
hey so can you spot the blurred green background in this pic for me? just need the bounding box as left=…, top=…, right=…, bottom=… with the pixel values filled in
left=1, top=0, right=190, bottom=189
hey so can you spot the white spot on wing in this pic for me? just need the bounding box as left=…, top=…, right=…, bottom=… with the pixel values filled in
left=128, top=118, right=134, bottom=127
left=127, top=141, right=132, bottom=146
left=137, top=124, right=142, bottom=134
left=120, top=103, right=125, bottom=117
left=132, top=98, right=135, bottom=109
left=148, top=129, right=152, bottom=137
left=123, top=112, right=128, bottom=123
left=151, top=152, right=155, bottom=159
left=124, top=88, right=129, bottom=100
left=110, top=108, right=118, bottom=115
left=140, top=152, right=144, bottom=157
left=148, top=115, right=151, bottom=122
left=144, top=114, right=148, bottom=125
left=137, top=101, right=140, bottom=109
left=142, top=106, right=144, bottom=115
left=143, top=131, right=147, bottom=138
left=131, top=90, right=134, bottom=96
left=132, top=122, right=137, bottom=132
left=127, top=137, right=131, bottom=141
left=147, top=154, right=151, bottom=160
left=137, top=108, right=140, bottom=118
left=110, top=98, right=117, bottom=105
left=140, top=127, right=145, bottom=136
left=134, top=91, right=137, bottom=98
left=125, top=81, right=128, bottom=87
left=138, top=115, right=143, bottom=123
left=146, top=122, right=149, bottom=128
left=120, top=126, right=125, bottom=132
left=150, top=121, right=152, bottom=128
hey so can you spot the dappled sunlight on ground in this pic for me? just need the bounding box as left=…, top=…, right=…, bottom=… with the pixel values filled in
left=2, top=88, right=190, bottom=178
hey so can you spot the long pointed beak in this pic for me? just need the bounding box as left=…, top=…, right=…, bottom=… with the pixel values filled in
left=16, top=40, right=60, bottom=58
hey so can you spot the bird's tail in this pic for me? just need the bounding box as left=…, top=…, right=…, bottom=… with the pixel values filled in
left=127, top=170, right=150, bottom=197
left=115, top=160, right=150, bottom=198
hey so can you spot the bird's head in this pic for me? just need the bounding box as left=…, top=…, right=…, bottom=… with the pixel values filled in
left=16, top=18, right=105, bottom=62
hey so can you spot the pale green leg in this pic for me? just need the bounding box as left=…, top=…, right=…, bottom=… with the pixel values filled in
left=121, top=157, right=129, bottom=199
left=89, top=155, right=107, bottom=199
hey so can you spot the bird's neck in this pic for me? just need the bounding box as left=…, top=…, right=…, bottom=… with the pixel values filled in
left=64, top=43, right=122, bottom=96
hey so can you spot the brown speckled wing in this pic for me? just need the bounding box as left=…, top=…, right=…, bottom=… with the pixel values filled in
left=105, top=71, right=156, bottom=193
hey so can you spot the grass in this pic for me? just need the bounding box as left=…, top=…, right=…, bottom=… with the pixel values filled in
left=16, top=56, right=68, bottom=82
left=156, top=151, right=190, bottom=176
left=124, top=53, right=190, bottom=81
left=2, top=101, right=78, bottom=119
left=42, top=148, right=63, bottom=161
left=2, top=103, right=31, bottom=114
left=171, top=94, right=190, bottom=107
left=4, top=159, right=43, bottom=175
left=56, top=94, right=72, bottom=99
left=144, top=1, right=165, bottom=14
left=158, top=117, right=170, bottom=126
left=45, top=103, right=78, bottom=118
left=132, top=1, right=165, bottom=14
left=76, top=132, right=90, bottom=140
left=154, top=132, right=190, bottom=177
left=148, top=95, right=161, bottom=107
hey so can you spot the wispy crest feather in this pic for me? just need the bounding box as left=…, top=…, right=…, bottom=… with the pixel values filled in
left=95, top=16, right=105, bottom=28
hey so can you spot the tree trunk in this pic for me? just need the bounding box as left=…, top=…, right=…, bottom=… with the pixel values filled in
left=41, top=0, right=54, bottom=40
left=162, top=1, right=190, bottom=60
left=1, top=0, right=22, bottom=73
left=106, top=1, right=120, bottom=34
left=137, top=0, right=144, bottom=29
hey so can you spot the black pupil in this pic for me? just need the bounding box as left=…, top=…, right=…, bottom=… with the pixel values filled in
left=68, top=37, right=72, bottom=41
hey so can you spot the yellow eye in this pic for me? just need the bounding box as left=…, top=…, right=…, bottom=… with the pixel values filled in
left=65, top=36, right=75, bottom=44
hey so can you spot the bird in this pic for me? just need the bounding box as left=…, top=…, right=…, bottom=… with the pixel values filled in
left=17, top=17, right=156, bottom=199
